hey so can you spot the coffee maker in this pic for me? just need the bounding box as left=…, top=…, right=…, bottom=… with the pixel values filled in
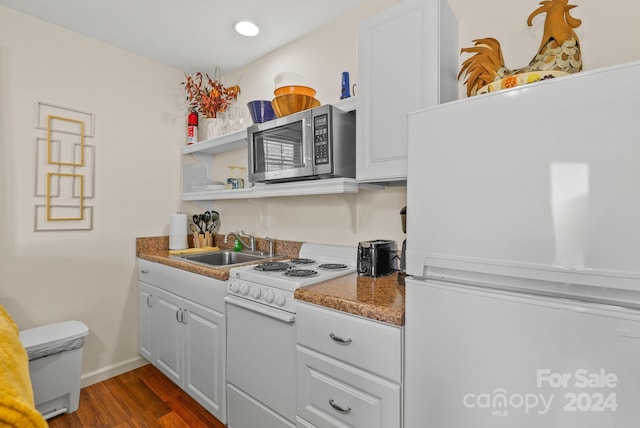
left=398, top=206, right=407, bottom=285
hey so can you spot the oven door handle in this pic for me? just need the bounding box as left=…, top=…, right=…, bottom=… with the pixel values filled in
left=224, top=295, right=296, bottom=323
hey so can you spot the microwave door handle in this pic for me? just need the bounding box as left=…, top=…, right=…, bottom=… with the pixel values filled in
left=302, top=116, right=314, bottom=170
left=247, top=130, right=256, bottom=179
left=247, top=128, right=255, bottom=175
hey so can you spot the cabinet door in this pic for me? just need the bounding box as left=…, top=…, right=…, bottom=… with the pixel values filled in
left=182, top=299, right=226, bottom=422
left=137, top=281, right=155, bottom=362
left=356, top=0, right=458, bottom=182
left=154, top=287, right=183, bottom=385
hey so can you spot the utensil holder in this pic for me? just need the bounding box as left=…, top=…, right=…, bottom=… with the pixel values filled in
left=192, top=232, right=213, bottom=248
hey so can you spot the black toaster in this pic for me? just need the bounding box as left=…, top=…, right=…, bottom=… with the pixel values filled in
left=357, top=239, right=396, bottom=277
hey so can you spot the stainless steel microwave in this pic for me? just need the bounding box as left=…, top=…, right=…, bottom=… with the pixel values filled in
left=247, top=105, right=355, bottom=183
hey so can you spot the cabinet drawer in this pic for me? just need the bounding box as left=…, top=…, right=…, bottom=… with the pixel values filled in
left=136, top=258, right=226, bottom=313
left=137, top=258, right=156, bottom=284
left=296, top=302, right=402, bottom=382
left=297, top=346, right=400, bottom=428
left=157, top=263, right=226, bottom=313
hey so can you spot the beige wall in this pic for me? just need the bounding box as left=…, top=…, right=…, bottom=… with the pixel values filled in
left=2, top=0, right=639, bottom=386
left=0, top=6, right=186, bottom=383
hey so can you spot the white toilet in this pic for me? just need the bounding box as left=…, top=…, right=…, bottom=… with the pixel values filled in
left=19, top=320, right=89, bottom=420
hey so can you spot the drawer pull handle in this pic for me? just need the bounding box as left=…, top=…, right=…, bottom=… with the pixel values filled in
left=140, top=269, right=149, bottom=274
left=329, top=332, right=352, bottom=345
left=146, top=295, right=153, bottom=308
left=329, top=398, right=351, bottom=414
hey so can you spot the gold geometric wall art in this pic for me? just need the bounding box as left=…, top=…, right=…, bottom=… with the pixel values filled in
left=34, top=138, right=95, bottom=198
left=33, top=205, right=94, bottom=231
left=46, top=172, right=84, bottom=221
left=34, top=101, right=95, bottom=231
left=36, top=101, right=95, bottom=137
left=47, top=116, right=85, bottom=167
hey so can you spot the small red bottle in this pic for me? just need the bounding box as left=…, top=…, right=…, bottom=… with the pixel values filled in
left=187, top=108, right=198, bottom=145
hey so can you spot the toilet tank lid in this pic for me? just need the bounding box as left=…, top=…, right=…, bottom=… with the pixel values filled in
left=19, top=320, right=89, bottom=350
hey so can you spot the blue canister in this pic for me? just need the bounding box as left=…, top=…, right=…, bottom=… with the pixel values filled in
left=226, top=178, right=244, bottom=189
left=340, top=71, right=351, bottom=99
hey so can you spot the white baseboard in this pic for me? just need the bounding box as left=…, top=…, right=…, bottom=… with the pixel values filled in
left=80, top=355, right=149, bottom=387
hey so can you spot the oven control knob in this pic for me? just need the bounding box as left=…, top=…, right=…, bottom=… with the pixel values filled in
left=239, top=283, right=250, bottom=296
left=229, top=281, right=241, bottom=293
left=275, top=294, right=286, bottom=307
left=265, top=290, right=275, bottom=303
left=251, top=287, right=262, bottom=299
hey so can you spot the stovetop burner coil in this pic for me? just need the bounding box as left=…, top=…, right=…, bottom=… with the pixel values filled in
left=290, top=258, right=315, bottom=265
left=254, top=262, right=291, bottom=272
left=318, top=263, right=348, bottom=270
left=283, top=269, right=319, bottom=277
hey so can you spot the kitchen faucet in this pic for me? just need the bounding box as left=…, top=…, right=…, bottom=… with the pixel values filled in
left=224, top=230, right=256, bottom=252
left=265, top=237, right=275, bottom=256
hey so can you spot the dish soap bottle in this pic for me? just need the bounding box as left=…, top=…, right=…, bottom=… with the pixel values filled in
left=234, top=237, right=243, bottom=252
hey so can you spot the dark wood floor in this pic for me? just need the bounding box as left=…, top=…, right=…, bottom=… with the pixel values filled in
left=47, top=364, right=226, bottom=428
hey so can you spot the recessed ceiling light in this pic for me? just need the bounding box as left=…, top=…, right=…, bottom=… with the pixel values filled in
left=234, top=21, right=260, bottom=37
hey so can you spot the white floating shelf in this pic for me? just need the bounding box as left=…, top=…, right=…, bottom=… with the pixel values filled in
left=332, top=96, right=356, bottom=112
left=181, top=129, right=247, bottom=155
left=182, top=187, right=254, bottom=200
left=182, top=178, right=382, bottom=201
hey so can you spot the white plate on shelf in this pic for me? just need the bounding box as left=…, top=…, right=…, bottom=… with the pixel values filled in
left=205, top=182, right=226, bottom=191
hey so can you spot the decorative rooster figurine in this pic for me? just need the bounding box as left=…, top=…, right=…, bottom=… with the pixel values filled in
left=458, top=0, right=582, bottom=96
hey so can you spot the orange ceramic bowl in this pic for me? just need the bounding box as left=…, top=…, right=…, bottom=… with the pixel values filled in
left=271, top=94, right=321, bottom=117
left=273, top=85, right=317, bottom=98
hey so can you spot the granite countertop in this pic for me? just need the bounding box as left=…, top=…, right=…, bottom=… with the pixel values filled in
left=137, top=248, right=235, bottom=281
left=295, top=272, right=405, bottom=326
left=137, top=236, right=406, bottom=325
left=136, top=237, right=232, bottom=281
left=136, top=236, right=301, bottom=281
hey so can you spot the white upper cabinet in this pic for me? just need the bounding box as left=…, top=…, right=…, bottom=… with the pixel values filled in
left=356, top=0, right=458, bottom=183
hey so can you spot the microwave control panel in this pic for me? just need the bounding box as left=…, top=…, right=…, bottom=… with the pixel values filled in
left=313, top=114, right=329, bottom=165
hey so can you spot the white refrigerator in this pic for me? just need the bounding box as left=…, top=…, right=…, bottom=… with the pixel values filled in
left=404, top=61, right=640, bottom=427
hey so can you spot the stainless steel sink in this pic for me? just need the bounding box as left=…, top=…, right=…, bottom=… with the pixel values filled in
left=170, top=249, right=275, bottom=268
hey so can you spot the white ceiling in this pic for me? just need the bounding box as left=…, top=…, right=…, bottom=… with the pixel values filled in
left=0, top=0, right=369, bottom=73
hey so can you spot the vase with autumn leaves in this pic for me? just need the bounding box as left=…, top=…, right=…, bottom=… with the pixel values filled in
left=184, top=67, right=241, bottom=139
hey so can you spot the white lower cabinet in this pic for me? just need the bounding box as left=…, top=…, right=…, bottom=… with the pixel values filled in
left=137, top=281, right=154, bottom=362
left=297, top=346, right=401, bottom=428
left=181, top=297, right=225, bottom=410
left=154, top=287, right=183, bottom=383
left=137, top=259, right=226, bottom=423
left=295, top=302, right=403, bottom=428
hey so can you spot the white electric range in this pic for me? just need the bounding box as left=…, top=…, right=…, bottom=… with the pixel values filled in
left=226, top=242, right=357, bottom=314
left=224, top=242, right=357, bottom=428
